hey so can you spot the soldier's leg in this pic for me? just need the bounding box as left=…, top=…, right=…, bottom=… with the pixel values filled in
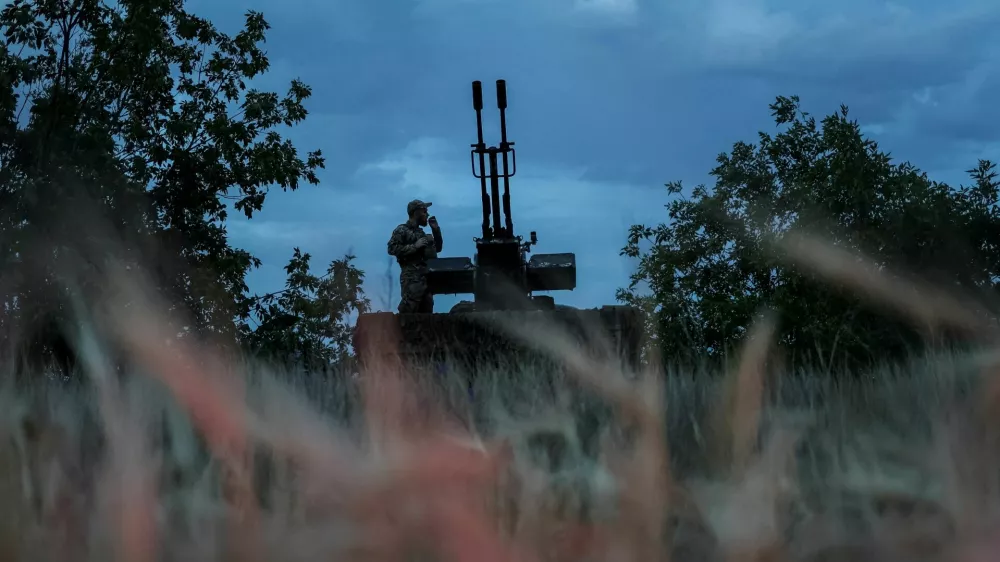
left=398, top=276, right=422, bottom=314
left=398, top=272, right=427, bottom=314
left=418, top=287, right=434, bottom=314
left=406, top=276, right=431, bottom=314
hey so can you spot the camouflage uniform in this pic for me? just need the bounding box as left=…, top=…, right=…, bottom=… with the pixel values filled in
left=387, top=199, right=443, bottom=314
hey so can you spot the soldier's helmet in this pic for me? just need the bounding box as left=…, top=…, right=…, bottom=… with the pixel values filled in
left=407, top=199, right=433, bottom=216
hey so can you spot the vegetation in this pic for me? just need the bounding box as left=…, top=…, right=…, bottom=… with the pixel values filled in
left=3, top=1, right=999, bottom=561
left=2, top=0, right=998, bottom=380
left=0, top=286, right=990, bottom=561
left=0, top=0, right=365, bottom=377
left=620, top=95, right=1000, bottom=370
left=245, top=249, right=369, bottom=372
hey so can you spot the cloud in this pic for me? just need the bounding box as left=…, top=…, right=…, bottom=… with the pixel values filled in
left=572, top=0, right=639, bottom=24
left=355, top=137, right=462, bottom=203
left=201, top=0, right=1000, bottom=312
left=229, top=134, right=667, bottom=311
left=696, top=0, right=802, bottom=65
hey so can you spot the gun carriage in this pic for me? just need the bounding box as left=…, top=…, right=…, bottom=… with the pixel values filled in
left=353, top=80, right=643, bottom=371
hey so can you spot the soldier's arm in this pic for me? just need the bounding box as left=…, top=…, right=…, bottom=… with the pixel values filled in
left=387, top=227, right=419, bottom=257
left=431, top=225, right=442, bottom=253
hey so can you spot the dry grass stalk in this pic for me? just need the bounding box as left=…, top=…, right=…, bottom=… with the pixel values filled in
left=5, top=221, right=1000, bottom=562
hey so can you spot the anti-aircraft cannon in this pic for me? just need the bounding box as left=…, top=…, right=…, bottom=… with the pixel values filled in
left=353, top=80, right=643, bottom=371
left=424, top=79, right=577, bottom=312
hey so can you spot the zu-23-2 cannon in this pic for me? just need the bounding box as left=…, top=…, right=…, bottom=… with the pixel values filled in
left=352, top=80, right=641, bottom=369
left=426, top=79, right=576, bottom=311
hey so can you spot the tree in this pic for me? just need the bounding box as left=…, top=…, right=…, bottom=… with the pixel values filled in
left=244, top=248, right=370, bottom=374
left=0, top=0, right=324, bottom=373
left=620, top=95, right=1000, bottom=370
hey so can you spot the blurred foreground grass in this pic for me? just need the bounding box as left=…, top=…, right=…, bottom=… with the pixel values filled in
left=1, top=228, right=997, bottom=561
left=0, top=330, right=995, bottom=562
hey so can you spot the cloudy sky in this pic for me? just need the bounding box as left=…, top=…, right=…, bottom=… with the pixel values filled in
left=190, top=0, right=999, bottom=313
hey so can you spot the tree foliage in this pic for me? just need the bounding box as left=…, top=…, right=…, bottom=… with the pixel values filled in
left=620, top=95, right=1000, bottom=369
left=245, top=249, right=370, bottom=374
left=0, top=0, right=365, bottom=375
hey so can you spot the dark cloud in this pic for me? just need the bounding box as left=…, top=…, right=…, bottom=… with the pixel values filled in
left=190, top=0, right=1000, bottom=308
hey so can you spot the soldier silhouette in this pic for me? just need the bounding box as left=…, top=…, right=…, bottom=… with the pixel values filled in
left=387, top=199, right=443, bottom=313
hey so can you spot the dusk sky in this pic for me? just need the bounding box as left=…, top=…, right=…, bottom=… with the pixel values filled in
left=192, top=0, right=999, bottom=313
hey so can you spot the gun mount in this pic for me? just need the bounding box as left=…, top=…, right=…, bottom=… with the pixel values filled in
left=423, top=80, right=576, bottom=312
left=353, top=80, right=640, bottom=373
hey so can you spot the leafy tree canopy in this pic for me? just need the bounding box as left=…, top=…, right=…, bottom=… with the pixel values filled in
left=0, top=0, right=367, bottom=375
left=246, top=248, right=370, bottom=375
left=620, top=95, right=1000, bottom=370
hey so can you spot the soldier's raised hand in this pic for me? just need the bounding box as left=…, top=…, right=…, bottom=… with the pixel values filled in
left=428, top=216, right=438, bottom=229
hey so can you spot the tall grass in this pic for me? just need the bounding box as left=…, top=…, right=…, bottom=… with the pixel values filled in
left=3, top=232, right=1000, bottom=561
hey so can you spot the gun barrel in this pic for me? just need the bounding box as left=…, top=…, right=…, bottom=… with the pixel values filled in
left=473, top=83, right=486, bottom=147
left=496, top=80, right=507, bottom=109
left=489, top=150, right=502, bottom=235
left=472, top=81, right=483, bottom=111
left=497, top=80, right=513, bottom=234
left=471, top=81, right=490, bottom=237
